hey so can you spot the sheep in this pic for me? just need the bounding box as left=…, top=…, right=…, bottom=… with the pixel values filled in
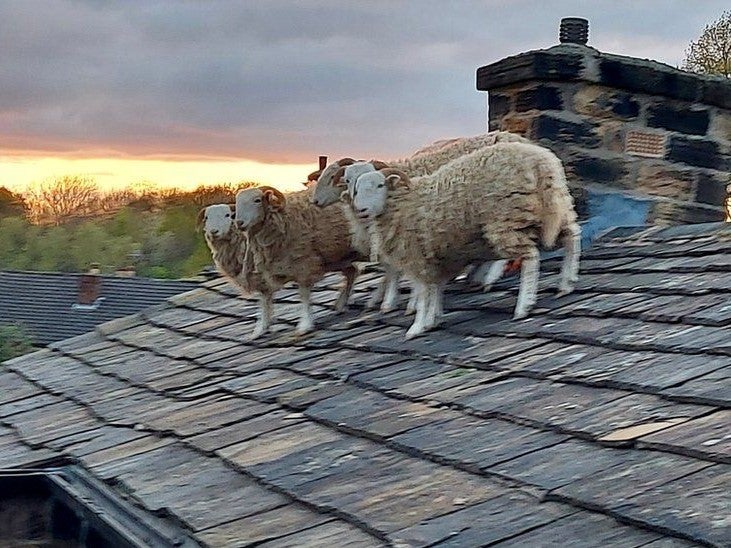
left=234, top=186, right=360, bottom=338
left=311, top=132, right=530, bottom=307
left=351, top=141, right=581, bottom=339
left=197, top=204, right=276, bottom=337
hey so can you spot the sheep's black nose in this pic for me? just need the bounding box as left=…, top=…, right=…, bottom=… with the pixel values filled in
left=210, top=229, right=219, bottom=236
left=236, top=220, right=245, bottom=229
left=358, top=207, right=368, bottom=214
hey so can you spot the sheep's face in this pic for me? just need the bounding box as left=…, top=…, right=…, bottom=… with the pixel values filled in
left=235, top=186, right=285, bottom=230
left=344, top=163, right=377, bottom=199
left=310, top=158, right=356, bottom=207
left=352, top=171, right=389, bottom=220
left=199, top=204, right=235, bottom=241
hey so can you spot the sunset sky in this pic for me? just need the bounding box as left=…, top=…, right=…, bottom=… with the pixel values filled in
left=1, top=1, right=727, bottom=193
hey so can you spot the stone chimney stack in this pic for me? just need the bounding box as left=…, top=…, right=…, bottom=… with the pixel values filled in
left=477, top=18, right=730, bottom=225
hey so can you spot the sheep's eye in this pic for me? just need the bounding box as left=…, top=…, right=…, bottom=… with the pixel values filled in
left=254, top=198, right=262, bottom=203
left=377, top=183, right=385, bottom=188
left=225, top=213, right=230, bottom=218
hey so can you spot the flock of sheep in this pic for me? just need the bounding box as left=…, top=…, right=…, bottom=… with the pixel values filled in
left=197, top=131, right=581, bottom=340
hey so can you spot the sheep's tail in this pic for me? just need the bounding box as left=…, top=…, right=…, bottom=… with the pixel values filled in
left=537, top=154, right=572, bottom=249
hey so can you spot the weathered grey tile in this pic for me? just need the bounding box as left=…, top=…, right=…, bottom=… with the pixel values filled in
left=391, top=494, right=572, bottom=546
left=287, top=349, right=402, bottom=379
left=553, top=452, right=713, bottom=511
left=257, top=520, right=383, bottom=548
left=490, top=510, right=662, bottom=547
left=492, top=440, right=637, bottom=490
left=391, top=416, right=567, bottom=469
left=663, top=366, right=731, bottom=406
left=639, top=410, right=731, bottom=463
left=612, top=466, right=730, bottom=547
left=196, top=504, right=330, bottom=547
left=448, top=336, right=552, bottom=366
left=187, top=408, right=301, bottom=453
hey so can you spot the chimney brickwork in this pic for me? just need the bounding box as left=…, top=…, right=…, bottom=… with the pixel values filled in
left=477, top=35, right=731, bottom=225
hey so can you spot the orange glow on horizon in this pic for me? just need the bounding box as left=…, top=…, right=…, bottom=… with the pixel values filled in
left=0, top=153, right=317, bottom=194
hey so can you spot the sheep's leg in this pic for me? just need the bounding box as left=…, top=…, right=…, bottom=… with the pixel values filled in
left=335, top=265, right=358, bottom=313
left=424, top=284, right=443, bottom=329
left=379, top=264, right=401, bottom=313
left=405, top=287, right=418, bottom=316
left=557, top=222, right=581, bottom=297
left=250, top=293, right=273, bottom=340
left=482, top=259, right=508, bottom=292
left=514, top=249, right=540, bottom=320
left=366, top=278, right=386, bottom=310
left=405, top=282, right=429, bottom=339
left=296, top=286, right=315, bottom=335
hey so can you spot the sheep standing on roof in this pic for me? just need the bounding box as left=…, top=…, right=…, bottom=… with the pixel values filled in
left=234, top=186, right=360, bottom=338
left=197, top=204, right=274, bottom=336
left=311, top=132, right=532, bottom=309
left=351, top=141, right=581, bottom=339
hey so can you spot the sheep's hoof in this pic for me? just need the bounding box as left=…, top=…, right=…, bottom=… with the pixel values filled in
left=248, top=328, right=267, bottom=341
left=556, top=286, right=574, bottom=298
left=404, top=325, right=425, bottom=340
left=512, top=309, right=530, bottom=321
left=295, top=323, right=314, bottom=336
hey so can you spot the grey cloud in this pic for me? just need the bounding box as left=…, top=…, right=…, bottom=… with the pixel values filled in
left=0, top=0, right=727, bottom=162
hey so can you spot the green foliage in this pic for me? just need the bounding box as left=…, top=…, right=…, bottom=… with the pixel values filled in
left=683, top=10, right=731, bottom=77
left=0, top=180, right=262, bottom=279
left=0, top=324, right=33, bottom=362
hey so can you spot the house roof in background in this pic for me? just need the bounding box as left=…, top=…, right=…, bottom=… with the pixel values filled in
left=0, top=271, right=200, bottom=345
left=1, top=221, right=729, bottom=546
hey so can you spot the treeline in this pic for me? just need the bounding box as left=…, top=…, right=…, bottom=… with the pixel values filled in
left=0, top=177, right=259, bottom=278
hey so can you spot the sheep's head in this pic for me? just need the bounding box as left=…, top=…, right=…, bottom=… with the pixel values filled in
left=310, top=157, right=357, bottom=207
left=198, top=204, right=236, bottom=241
left=352, top=168, right=409, bottom=220
left=343, top=161, right=389, bottom=199
left=235, top=186, right=285, bottom=231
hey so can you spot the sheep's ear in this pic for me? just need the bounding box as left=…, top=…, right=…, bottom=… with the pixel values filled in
left=370, top=160, right=389, bottom=170
left=337, top=157, right=356, bottom=167
left=385, top=174, right=403, bottom=189
left=263, top=188, right=285, bottom=211
left=332, top=167, right=346, bottom=188
left=196, top=208, right=206, bottom=231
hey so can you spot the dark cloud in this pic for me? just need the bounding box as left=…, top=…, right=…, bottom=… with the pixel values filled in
left=0, top=0, right=726, bottom=163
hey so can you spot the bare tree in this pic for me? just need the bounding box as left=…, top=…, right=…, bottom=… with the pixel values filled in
left=24, top=175, right=100, bottom=224
left=683, top=10, right=731, bottom=77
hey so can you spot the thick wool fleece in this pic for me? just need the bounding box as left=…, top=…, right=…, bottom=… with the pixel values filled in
left=247, top=188, right=358, bottom=290
left=372, top=142, right=578, bottom=285
left=204, top=225, right=271, bottom=296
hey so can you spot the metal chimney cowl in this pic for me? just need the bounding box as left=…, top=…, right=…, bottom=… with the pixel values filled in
left=559, top=17, right=589, bottom=45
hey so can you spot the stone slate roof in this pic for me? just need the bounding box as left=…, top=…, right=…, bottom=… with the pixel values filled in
left=1, top=222, right=729, bottom=547
left=0, top=271, right=200, bottom=345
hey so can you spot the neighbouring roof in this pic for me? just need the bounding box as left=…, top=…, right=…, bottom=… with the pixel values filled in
left=1, top=222, right=729, bottom=547
left=0, top=271, right=200, bottom=345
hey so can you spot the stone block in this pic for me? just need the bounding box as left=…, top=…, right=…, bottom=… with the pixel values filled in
left=499, top=114, right=532, bottom=136
left=647, top=103, right=710, bottom=136
left=573, top=85, right=640, bottom=120
left=635, top=163, right=696, bottom=200
left=708, top=111, right=731, bottom=142
left=667, top=136, right=726, bottom=170
left=599, top=58, right=701, bottom=102
left=477, top=49, right=584, bottom=90
left=532, top=113, right=600, bottom=147
left=700, top=78, right=731, bottom=110
left=515, top=85, right=562, bottom=112
left=695, top=172, right=731, bottom=207
left=488, top=92, right=511, bottom=122
left=564, top=152, right=630, bottom=186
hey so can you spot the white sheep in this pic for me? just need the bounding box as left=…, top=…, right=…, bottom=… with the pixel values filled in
left=312, top=132, right=531, bottom=303
left=197, top=204, right=275, bottom=337
left=234, top=186, right=360, bottom=338
left=351, top=141, right=581, bottom=339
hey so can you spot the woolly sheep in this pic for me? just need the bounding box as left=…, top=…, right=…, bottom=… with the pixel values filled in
left=351, top=141, right=581, bottom=339
left=197, top=203, right=278, bottom=338
left=234, top=186, right=360, bottom=338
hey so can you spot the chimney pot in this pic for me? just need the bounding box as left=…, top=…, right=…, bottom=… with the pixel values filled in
left=559, top=17, right=589, bottom=45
